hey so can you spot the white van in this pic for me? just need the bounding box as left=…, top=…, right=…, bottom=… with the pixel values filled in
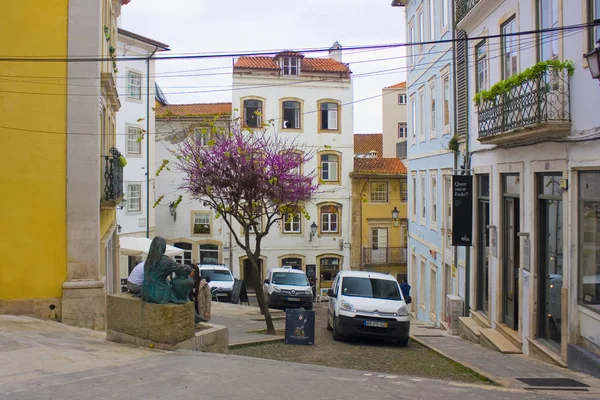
left=327, top=270, right=411, bottom=346
left=198, top=264, right=234, bottom=302
left=263, top=267, right=314, bottom=310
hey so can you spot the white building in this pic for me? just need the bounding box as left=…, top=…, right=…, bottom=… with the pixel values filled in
left=457, top=0, right=600, bottom=375
left=230, top=45, right=354, bottom=295
left=115, top=29, right=169, bottom=280
left=381, top=82, right=408, bottom=159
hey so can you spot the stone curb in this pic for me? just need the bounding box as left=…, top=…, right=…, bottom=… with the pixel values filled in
left=409, top=333, right=507, bottom=387
left=228, top=336, right=285, bottom=349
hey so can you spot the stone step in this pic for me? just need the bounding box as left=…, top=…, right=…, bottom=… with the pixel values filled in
left=496, top=322, right=523, bottom=349
left=480, top=328, right=522, bottom=354
left=458, top=317, right=481, bottom=344
left=470, top=311, right=491, bottom=328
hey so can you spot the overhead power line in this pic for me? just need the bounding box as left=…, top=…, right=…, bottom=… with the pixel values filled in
left=0, top=21, right=597, bottom=63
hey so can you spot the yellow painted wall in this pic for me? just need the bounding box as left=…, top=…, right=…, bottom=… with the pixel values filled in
left=100, top=209, right=116, bottom=239
left=0, top=0, right=69, bottom=300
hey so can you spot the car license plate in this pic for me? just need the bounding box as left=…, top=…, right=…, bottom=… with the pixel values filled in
left=364, top=320, right=388, bottom=328
left=287, top=297, right=300, bottom=302
left=216, top=293, right=228, bottom=297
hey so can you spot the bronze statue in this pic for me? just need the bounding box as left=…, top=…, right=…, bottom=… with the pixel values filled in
left=141, top=237, right=193, bottom=304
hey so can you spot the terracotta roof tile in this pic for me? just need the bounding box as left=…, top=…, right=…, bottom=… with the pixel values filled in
left=156, top=103, right=232, bottom=118
left=353, top=158, right=407, bottom=175
left=234, top=52, right=351, bottom=74
left=384, top=81, right=407, bottom=89
left=354, top=134, right=383, bottom=157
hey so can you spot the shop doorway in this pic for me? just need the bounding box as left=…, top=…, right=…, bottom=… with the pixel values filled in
left=477, top=174, right=490, bottom=315
left=502, top=174, right=520, bottom=330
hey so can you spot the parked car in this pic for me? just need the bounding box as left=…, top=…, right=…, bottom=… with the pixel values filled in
left=263, top=267, right=314, bottom=310
left=198, top=264, right=234, bottom=302
left=327, top=270, right=411, bottom=346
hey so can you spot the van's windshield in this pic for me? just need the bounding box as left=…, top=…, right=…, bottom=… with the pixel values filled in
left=272, top=272, right=309, bottom=286
left=200, top=269, right=233, bottom=282
left=341, top=277, right=401, bottom=300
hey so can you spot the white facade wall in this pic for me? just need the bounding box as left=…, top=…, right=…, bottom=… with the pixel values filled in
left=116, top=34, right=159, bottom=279
left=460, top=0, right=600, bottom=368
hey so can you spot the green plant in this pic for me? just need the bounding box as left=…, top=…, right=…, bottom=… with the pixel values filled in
left=473, top=59, right=575, bottom=104
left=447, top=134, right=460, bottom=153
left=118, top=155, right=127, bottom=167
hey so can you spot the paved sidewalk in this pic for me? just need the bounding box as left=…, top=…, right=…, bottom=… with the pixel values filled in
left=210, top=301, right=286, bottom=346
left=410, top=320, right=600, bottom=395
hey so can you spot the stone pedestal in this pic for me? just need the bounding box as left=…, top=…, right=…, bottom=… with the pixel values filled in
left=62, top=280, right=106, bottom=330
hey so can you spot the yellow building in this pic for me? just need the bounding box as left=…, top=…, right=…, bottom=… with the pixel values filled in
left=0, top=0, right=127, bottom=329
left=351, top=135, right=408, bottom=279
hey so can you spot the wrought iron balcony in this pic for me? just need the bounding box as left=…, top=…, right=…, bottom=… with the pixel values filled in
left=362, top=247, right=407, bottom=266
left=477, top=69, right=571, bottom=146
left=456, top=0, right=481, bottom=24
left=102, top=147, right=124, bottom=205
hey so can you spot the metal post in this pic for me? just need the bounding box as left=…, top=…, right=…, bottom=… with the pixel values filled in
left=146, top=47, right=158, bottom=238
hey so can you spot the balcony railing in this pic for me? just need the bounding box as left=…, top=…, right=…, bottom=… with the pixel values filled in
left=102, top=147, right=124, bottom=204
left=456, top=0, right=481, bottom=24
left=362, top=247, right=407, bottom=266
left=478, top=69, right=571, bottom=144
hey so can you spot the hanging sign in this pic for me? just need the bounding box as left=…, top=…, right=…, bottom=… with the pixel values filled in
left=452, top=175, right=473, bottom=247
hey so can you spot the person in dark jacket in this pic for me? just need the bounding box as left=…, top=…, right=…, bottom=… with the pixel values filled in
left=400, top=278, right=411, bottom=303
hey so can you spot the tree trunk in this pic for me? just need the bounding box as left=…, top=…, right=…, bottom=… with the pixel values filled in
left=248, top=255, right=275, bottom=335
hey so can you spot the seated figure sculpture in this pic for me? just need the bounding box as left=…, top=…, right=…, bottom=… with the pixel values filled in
left=141, top=237, right=193, bottom=304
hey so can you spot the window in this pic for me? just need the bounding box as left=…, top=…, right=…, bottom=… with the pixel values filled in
left=396, top=142, right=407, bottom=158
left=127, top=184, right=141, bottom=212
left=127, top=71, right=142, bottom=100
left=431, top=173, right=438, bottom=227
left=370, top=182, right=388, bottom=202
left=442, top=75, right=450, bottom=128
left=320, top=102, right=338, bottom=130
left=412, top=173, right=417, bottom=219
left=442, top=0, right=449, bottom=29
left=538, top=0, right=559, bottom=61
left=282, top=101, right=300, bottom=129
left=286, top=151, right=303, bottom=175
left=193, top=213, right=211, bottom=234
left=430, top=264, right=437, bottom=317
left=429, top=84, right=436, bottom=137
left=283, top=213, right=301, bottom=233
left=429, top=0, right=435, bottom=41
left=127, top=126, right=142, bottom=154
left=418, top=90, right=425, bottom=141
left=410, top=96, right=417, bottom=144
left=420, top=258, right=426, bottom=308
left=591, top=0, right=600, bottom=51
left=282, top=57, right=299, bottom=76
left=420, top=173, right=426, bottom=222
left=476, top=40, right=488, bottom=92
left=402, top=181, right=408, bottom=203
left=244, top=99, right=262, bottom=128
left=371, top=228, right=388, bottom=251
left=398, top=94, right=407, bottom=104
left=320, top=153, right=339, bottom=182
left=320, top=257, right=340, bottom=282
left=409, top=22, right=416, bottom=65
left=194, top=126, right=211, bottom=147
left=502, top=17, right=518, bottom=79
left=579, top=171, right=600, bottom=313
left=199, top=244, right=219, bottom=264
left=320, top=204, right=340, bottom=233
left=398, top=123, right=407, bottom=138
left=418, top=11, right=424, bottom=55
left=174, top=242, right=192, bottom=265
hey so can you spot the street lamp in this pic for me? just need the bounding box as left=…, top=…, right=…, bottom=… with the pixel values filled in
left=119, top=197, right=127, bottom=210
left=309, top=222, right=318, bottom=242
left=585, top=39, right=600, bottom=85
left=391, top=207, right=399, bottom=221
left=169, top=202, right=177, bottom=222
left=117, top=224, right=122, bottom=233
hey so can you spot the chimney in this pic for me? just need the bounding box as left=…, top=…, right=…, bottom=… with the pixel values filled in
left=329, top=41, right=342, bottom=62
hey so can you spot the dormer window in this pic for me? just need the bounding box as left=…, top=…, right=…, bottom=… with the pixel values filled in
left=282, top=57, right=298, bottom=76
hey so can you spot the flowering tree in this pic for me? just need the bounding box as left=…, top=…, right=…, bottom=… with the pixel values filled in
left=174, top=124, right=318, bottom=333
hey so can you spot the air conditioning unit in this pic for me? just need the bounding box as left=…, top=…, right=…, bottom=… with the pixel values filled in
left=445, top=294, right=464, bottom=335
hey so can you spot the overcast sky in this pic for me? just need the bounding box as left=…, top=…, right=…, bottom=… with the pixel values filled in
left=120, top=0, right=407, bottom=133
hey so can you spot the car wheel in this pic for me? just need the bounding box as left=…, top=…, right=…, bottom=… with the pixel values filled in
left=395, top=337, right=409, bottom=347
left=332, top=317, right=343, bottom=341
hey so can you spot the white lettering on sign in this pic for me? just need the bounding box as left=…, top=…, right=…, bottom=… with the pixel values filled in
left=454, top=181, right=470, bottom=197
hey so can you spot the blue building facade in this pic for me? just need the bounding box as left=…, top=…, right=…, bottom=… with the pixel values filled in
left=393, top=0, right=465, bottom=326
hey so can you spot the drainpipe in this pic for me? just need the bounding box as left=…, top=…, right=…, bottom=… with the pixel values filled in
left=451, top=1, right=459, bottom=297
left=359, top=179, right=369, bottom=270
left=146, top=46, right=158, bottom=238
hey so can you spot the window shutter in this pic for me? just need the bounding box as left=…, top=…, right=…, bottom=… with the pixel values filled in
left=456, top=30, right=468, bottom=136
left=331, top=162, right=338, bottom=181
left=328, top=109, right=338, bottom=130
